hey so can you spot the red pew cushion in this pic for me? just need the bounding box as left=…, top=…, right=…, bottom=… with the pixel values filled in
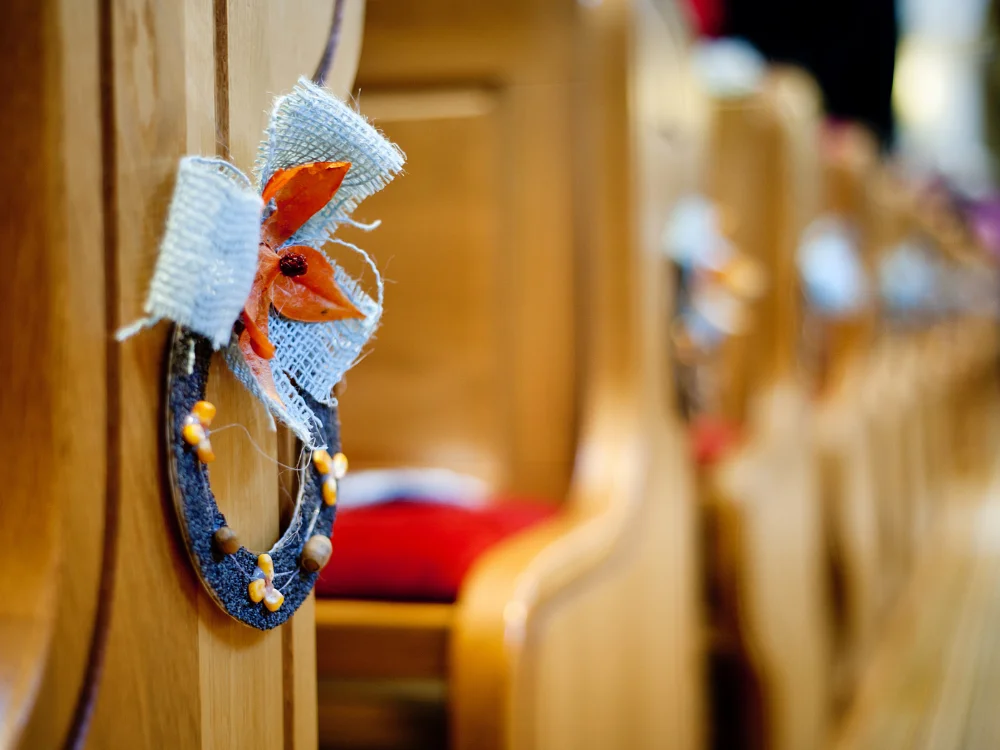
left=316, top=499, right=558, bottom=603
left=690, top=414, right=742, bottom=466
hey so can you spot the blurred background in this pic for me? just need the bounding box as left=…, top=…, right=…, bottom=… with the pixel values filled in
left=313, top=0, right=1000, bottom=748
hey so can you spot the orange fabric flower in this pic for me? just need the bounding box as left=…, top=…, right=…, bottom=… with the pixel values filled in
left=239, top=161, right=366, bottom=403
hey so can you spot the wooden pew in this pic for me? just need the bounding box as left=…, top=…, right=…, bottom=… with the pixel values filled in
left=808, top=124, right=884, bottom=713
left=862, top=172, right=926, bottom=607
left=700, top=68, right=831, bottom=750
left=315, top=2, right=702, bottom=749
left=9, top=1, right=368, bottom=748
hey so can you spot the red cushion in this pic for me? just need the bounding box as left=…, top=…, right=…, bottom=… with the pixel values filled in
left=317, top=499, right=558, bottom=603
left=690, top=415, right=742, bottom=466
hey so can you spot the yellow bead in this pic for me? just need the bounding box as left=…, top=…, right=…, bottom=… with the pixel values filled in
left=301, top=534, right=333, bottom=572
left=213, top=527, right=240, bottom=555
left=322, top=477, right=338, bottom=506
left=312, top=449, right=333, bottom=475
left=192, top=400, right=216, bottom=426
left=257, top=553, right=274, bottom=579
left=264, top=588, right=285, bottom=612
left=248, top=578, right=266, bottom=603
left=196, top=440, right=215, bottom=463
left=332, top=452, right=348, bottom=479
left=182, top=421, right=205, bottom=446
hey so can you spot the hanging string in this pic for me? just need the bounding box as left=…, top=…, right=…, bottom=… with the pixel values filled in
left=312, top=0, right=347, bottom=87
left=208, top=422, right=302, bottom=472
left=206, top=421, right=317, bottom=576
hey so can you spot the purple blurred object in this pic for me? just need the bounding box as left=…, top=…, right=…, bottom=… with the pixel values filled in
left=968, top=198, right=1000, bottom=260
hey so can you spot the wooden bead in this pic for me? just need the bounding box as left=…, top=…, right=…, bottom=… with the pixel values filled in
left=213, top=527, right=240, bottom=555
left=300, top=534, right=332, bottom=572
left=332, top=452, right=348, bottom=479
left=192, top=400, right=216, bottom=426
left=196, top=440, right=215, bottom=463
left=264, top=588, right=285, bottom=612
left=312, top=449, right=332, bottom=475
left=248, top=578, right=266, bottom=603
left=322, top=477, right=337, bottom=506
left=257, top=553, right=274, bottom=579
left=182, top=421, right=205, bottom=446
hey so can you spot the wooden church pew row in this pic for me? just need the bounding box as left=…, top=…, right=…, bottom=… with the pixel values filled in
left=702, top=68, right=831, bottom=750
left=314, top=2, right=702, bottom=749
left=809, top=122, right=884, bottom=713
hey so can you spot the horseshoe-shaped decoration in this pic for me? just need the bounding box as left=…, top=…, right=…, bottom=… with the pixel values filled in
left=166, top=328, right=339, bottom=629
left=117, top=75, right=404, bottom=630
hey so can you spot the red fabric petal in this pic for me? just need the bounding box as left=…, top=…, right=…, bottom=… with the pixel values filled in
left=238, top=329, right=283, bottom=406
left=261, top=161, right=351, bottom=247
left=272, top=246, right=364, bottom=322
left=242, top=246, right=281, bottom=359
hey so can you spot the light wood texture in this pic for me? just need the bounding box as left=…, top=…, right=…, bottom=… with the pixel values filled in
left=318, top=1, right=702, bottom=749
left=2, top=0, right=107, bottom=746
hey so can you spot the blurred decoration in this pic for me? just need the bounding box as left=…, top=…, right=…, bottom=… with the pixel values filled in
left=797, top=217, right=869, bottom=317
left=664, top=194, right=765, bottom=345
left=691, top=37, right=766, bottom=97
left=969, top=196, right=1000, bottom=258
left=878, top=239, right=939, bottom=318
left=664, top=193, right=765, bottom=420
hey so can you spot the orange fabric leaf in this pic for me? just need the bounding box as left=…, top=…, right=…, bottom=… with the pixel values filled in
left=238, top=330, right=283, bottom=406
left=243, top=246, right=281, bottom=359
left=271, top=246, right=365, bottom=322
left=261, top=162, right=351, bottom=247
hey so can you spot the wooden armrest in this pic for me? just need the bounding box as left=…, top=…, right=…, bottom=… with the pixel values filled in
left=449, top=389, right=655, bottom=750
